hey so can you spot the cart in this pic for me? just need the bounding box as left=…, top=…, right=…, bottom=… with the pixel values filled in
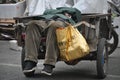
left=14, top=13, right=113, bottom=79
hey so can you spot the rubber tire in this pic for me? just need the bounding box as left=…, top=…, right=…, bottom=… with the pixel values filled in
left=97, top=38, right=108, bottom=79
left=108, top=29, right=118, bottom=55
left=21, top=47, right=35, bottom=77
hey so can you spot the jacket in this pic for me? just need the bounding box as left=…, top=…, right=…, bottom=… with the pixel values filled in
left=35, top=7, right=81, bottom=25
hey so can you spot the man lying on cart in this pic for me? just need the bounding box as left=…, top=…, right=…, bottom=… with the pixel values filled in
left=23, top=7, right=82, bottom=76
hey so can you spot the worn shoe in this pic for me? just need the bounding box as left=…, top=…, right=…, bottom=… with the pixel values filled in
left=41, top=64, right=54, bottom=76
left=23, top=61, right=37, bottom=73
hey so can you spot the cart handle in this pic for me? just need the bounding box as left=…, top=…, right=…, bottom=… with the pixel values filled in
left=74, top=21, right=95, bottom=29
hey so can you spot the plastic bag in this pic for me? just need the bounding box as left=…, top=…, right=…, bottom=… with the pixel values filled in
left=56, top=24, right=90, bottom=61
left=73, top=0, right=108, bottom=13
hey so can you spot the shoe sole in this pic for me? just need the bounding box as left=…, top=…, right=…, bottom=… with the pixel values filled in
left=23, top=67, right=36, bottom=73
left=41, top=71, right=52, bottom=76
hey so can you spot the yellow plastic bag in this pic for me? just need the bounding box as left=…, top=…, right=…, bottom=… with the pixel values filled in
left=56, top=24, right=90, bottom=61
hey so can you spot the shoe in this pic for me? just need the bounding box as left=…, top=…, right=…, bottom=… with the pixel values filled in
left=23, top=61, right=37, bottom=73
left=41, top=64, right=54, bottom=76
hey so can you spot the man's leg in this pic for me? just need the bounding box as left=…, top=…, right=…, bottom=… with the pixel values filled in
left=23, top=20, right=47, bottom=73
left=41, top=20, right=67, bottom=75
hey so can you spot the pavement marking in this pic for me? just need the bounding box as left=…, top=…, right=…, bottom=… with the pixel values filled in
left=0, top=63, right=21, bottom=67
left=0, top=63, right=43, bottom=68
left=108, top=74, right=120, bottom=78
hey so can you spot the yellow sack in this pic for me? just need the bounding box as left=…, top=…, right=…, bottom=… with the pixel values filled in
left=56, top=24, right=90, bottom=61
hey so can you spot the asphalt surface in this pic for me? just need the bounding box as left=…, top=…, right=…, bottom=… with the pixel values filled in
left=0, top=40, right=120, bottom=80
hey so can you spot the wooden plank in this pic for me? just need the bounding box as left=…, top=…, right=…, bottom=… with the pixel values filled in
left=81, top=13, right=111, bottom=19
left=0, top=19, right=15, bottom=24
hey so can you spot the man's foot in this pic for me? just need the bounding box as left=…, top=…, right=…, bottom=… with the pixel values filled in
left=23, top=61, right=37, bottom=73
left=41, top=64, right=54, bottom=76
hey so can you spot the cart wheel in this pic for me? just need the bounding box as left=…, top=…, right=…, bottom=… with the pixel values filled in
left=21, top=47, right=35, bottom=77
left=108, top=29, right=118, bottom=55
left=97, top=38, right=108, bottom=79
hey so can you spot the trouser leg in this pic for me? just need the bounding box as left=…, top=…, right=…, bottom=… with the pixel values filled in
left=25, top=20, right=47, bottom=63
left=44, top=21, right=67, bottom=66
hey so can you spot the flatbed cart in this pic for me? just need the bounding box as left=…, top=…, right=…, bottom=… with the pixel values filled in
left=14, top=13, right=113, bottom=79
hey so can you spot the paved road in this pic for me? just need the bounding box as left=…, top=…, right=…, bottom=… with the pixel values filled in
left=0, top=41, right=120, bottom=80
